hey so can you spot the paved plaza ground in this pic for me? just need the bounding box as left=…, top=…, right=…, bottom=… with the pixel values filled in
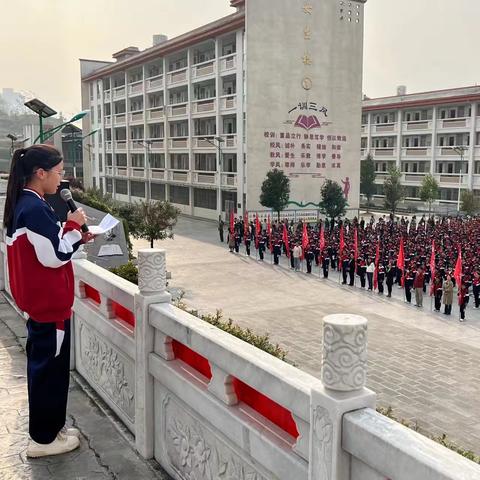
left=134, top=216, right=480, bottom=456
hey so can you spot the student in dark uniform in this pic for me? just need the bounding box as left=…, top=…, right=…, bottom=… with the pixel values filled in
left=458, top=283, right=469, bottom=322
left=404, top=267, right=414, bottom=303
left=358, top=258, right=367, bottom=288
left=473, top=271, right=480, bottom=308
left=234, top=231, right=240, bottom=253
left=305, top=247, right=314, bottom=274
left=322, top=252, right=330, bottom=278
left=245, top=236, right=251, bottom=256
left=273, top=237, right=282, bottom=265
left=313, top=244, right=320, bottom=266
left=433, top=274, right=443, bottom=312
left=341, top=257, right=349, bottom=284
left=385, top=261, right=395, bottom=297
left=348, top=255, right=355, bottom=286
left=258, top=235, right=265, bottom=261
left=377, top=263, right=385, bottom=294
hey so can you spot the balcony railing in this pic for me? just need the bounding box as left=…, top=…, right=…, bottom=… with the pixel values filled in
left=222, top=135, right=238, bottom=148
left=128, top=81, right=143, bottom=96
left=372, top=123, right=396, bottom=133
left=113, top=86, right=126, bottom=99
left=372, top=147, right=395, bottom=156
left=105, top=141, right=113, bottom=152
left=401, top=147, right=431, bottom=157
left=192, top=99, right=216, bottom=114
left=193, top=137, right=216, bottom=148
left=104, top=90, right=111, bottom=102
left=403, top=120, right=431, bottom=131
left=169, top=138, right=189, bottom=149
left=361, top=125, right=367, bottom=134
left=168, top=171, right=190, bottom=183
left=104, top=116, right=112, bottom=127
left=115, top=140, right=127, bottom=151
left=221, top=173, right=238, bottom=187
left=220, top=95, right=236, bottom=111
left=130, top=140, right=144, bottom=151
left=219, top=54, right=237, bottom=73
left=403, top=173, right=427, bottom=182
left=149, top=139, right=164, bottom=150
left=193, top=171, right=217, bottom=185
left=434, top=173, right=468, bottom=185
left=146, top=75, right=164, bottom=92
left=192, top=60, right=216, bottom=79
left=114, top=113, right=126, bottom=126
left=114, top=166, right=128, bottom=177
left=129, top=111, right=144, bottom=124
left=147, top=107, right=164, bottom=121
left=130, top=167, right=146, bottom=178
left=105, top=166, right=113, bottom=175
left=436, top=146, right=470, bottom=157
left=150, top=169, right=165, bottom=180
left=168, top=103, right=188, bottom=117
left=167, top=68, right=188, bottom=85
left=439, top=117, right=470, bottom=129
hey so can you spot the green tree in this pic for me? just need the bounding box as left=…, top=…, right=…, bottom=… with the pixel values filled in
left=383, top=167, right=405, bottom=216
left=132, top=200, right=180, bottom=248
left=460, top=190, right=480, bottom=216
left=360, top=153, right=376, bottom=209
left=259, top=168, right=290, bottom=220
left=419, top=173, right=439, bottom=216
left=319, top=179, right=347, bottom=227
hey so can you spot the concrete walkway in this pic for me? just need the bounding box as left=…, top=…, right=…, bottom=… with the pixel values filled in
left=133, top=216, right=480, bottom=456
left=0, top=295, right=170, bottom=480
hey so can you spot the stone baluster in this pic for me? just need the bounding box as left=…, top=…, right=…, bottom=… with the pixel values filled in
left=309, top=314, right=376, bottom=480
left=134, top=249, right=171, bottom=459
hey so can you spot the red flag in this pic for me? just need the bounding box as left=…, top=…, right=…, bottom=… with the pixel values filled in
left=429, top=240, right=436, bottom=295
left=339, top=224, right=345, bottom=261
left=243, top=211, right=249, bottom=246
left=301, top=223, right=309, bottom=260
left=319, top=224, right=325, bottom=255
left=373, top=240, right=380, bottom=290
left=354, top=227, right=359, bottom=266
left=282, top=224, right=290, bottom=258
left=229, top=210, right=234, bottom=236
left=397, top=237, right=405, bottom=287
left=267, top=215, right=273, bottom=253
left=454, top=247, right=462, bottom=289
left=255, top=214, right=261, bottom=249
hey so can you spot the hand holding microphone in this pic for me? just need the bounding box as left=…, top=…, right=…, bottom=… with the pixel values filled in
left=60, top=189, right=89, bottom=233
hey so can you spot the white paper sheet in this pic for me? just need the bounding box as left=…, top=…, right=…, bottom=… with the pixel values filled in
left=98, top=244, right=124, bottom=257
left=88, top=214, right=120, bottom=235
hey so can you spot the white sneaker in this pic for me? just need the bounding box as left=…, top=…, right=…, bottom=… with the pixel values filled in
left=26, top=431, right=80, bottom=458
left=60, top=425, right=80, bottom=438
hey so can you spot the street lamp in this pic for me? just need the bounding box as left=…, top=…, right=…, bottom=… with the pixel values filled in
left=6, top=134, right=30, bottom=156
left=133, top=139, right=152, bottom=202
left=33, top=110, right=90, bottom=144
left=69, top=128, right=99, bottom=178
left=451, top=146, right=468, bottom=212
left=24, top=98, right=57, bottom=143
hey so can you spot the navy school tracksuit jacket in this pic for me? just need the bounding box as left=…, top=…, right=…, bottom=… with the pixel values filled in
left=6, top=189, right=83, bottom=355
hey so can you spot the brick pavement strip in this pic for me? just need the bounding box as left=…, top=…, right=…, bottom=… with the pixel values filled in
left=0, top=300, right=171, bottom=480
left=133, top=216, right=480, bottom=457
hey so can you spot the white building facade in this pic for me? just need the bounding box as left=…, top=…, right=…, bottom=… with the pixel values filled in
left=361, top=85, right=480, bottom=205
left=81, top=0, right=366, bottom=219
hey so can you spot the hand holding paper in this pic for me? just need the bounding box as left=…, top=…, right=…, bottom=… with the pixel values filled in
left=88, top=214, right=120, bottom=235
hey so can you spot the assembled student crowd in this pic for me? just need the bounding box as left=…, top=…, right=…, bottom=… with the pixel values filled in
left=220, top=213, right=480, bottom=322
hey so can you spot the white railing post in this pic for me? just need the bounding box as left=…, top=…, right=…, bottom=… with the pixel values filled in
left=134, top=248, right=171, bottom=458
left=309, top=314, right=376, bottom=480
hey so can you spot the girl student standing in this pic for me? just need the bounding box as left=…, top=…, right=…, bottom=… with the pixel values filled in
left=4, top=145, right=93, bottom=458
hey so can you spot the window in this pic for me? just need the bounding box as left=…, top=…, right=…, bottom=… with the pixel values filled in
left=149, top=123, right=164, bottom=138
left=195, top=154, right=216, bottom=171
left=151, top=183, right=166, bottom=200
left=116, top=154, right=127, bottom=166
left=130, top=99, right=143, bottom=111
left=115, top=179, right=128, bottom=195
left=170, top=154, right=189, bottom=170
left=170, top=185, right=190, bottom=205
left=106, top=178, right=113, bottom=193
left=99, top=153, right=103, bottom=173
left=194, top=188, right=217, bottom=210
left=222, top=153, right=237, bottom=172
left=150, top=154, right=165, bottom=169
left=106, top=154, right=113, bottom=166
left=169, top=121, right=188, bottom=137
left=130, top=181, right=145, bottom=198
left=148, top=93, right=163, bottom=108
left=194, top=118, right=216, bottom=136
left=222, top=41, right=236, bottom=56
left=221, top=191, right=237, bottom=212
left=169, top=88, right=188, bottom=104
left=223, top=117, right=237, bottom=134
left=147, top=63, right=163, bottom=78
left=130, top=126, right=144, bottom=140
left=131, top=154, right=144, bottom=168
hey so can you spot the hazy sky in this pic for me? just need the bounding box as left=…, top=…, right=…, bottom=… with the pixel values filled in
left=1, top=0, right=479, bottom=117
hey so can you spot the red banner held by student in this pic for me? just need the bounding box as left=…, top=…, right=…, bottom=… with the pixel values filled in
left=429, top=240, right=436, bottom=295
left=354, top=227, right=359, bottom=269
left=454, top=246, right=462, bottom=290
left=267, top=215, right=273, bottom=253
left=319, top=223, right=325, bottom=256
left=397, top=237, right=405, bottom=287
left=282, top=224, right=290, bottom=258
left=229, top=210, right=234, bottom=236
left=255, top=214, right=261, bottom=249
left=339, top=224, right=345, bottom=261
left=301, top=223, right=309, bottom=260
left=373, top=240, right=380, bottom=290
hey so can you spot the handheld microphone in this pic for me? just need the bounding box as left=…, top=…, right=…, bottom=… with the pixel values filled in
left=60, top=189, right=89, bottom=233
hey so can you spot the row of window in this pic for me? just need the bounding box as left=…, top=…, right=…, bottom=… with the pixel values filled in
left=361, top=104, right=480, bottom=125
left=105, top=153, right=237, bottom=172
left=362, top=133, right=479, bottom=149
left=104, top=179, right=237, bottom=210
left=373, top=160, right=480, bottom=174
left=371, top=185, right=480, bottom=202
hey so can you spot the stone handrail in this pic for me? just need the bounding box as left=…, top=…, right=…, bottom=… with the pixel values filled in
left=343, top=408, right=480, bottom=480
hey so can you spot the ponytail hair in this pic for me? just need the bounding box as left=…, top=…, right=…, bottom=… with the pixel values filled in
left=4, top=144, right=62, bottom=230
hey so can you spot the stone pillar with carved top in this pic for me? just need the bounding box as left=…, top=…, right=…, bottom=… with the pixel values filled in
left=309, top=314, right=376, bottom=480
left=134, top=248, right=171, bottom=458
